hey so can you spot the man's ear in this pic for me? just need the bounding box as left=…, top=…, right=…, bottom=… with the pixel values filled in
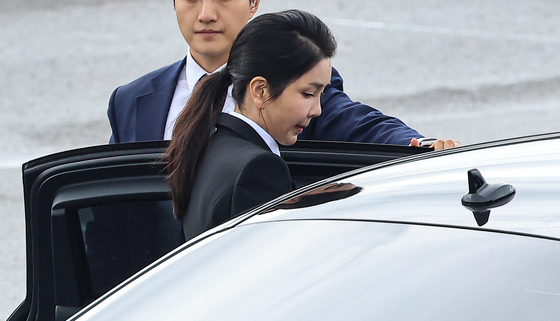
left=249, top=76, right=268, bottom=109
left=249, top=0, right=260, bottom=19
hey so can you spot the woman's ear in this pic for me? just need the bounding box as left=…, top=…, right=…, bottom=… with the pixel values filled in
left=249, top=76, right=268, bottom=109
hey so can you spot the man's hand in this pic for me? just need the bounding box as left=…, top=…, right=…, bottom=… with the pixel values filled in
left=410, top=138, right=461, bottom=151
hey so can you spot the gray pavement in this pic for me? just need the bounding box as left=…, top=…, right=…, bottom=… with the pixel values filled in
left=2, top=0, right=560, bottom=318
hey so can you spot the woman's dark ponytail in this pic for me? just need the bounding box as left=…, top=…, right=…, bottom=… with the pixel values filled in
left=167, top=69, right=232, bottom=220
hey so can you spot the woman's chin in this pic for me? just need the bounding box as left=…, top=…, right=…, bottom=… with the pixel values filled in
left=277, top=136, right=298, bottom=146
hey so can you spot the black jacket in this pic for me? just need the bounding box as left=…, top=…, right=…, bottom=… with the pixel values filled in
left=183, top=113, right=293, bottom=240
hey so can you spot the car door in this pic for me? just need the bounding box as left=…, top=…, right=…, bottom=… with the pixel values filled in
left=8, top=140, right=428, bottom=321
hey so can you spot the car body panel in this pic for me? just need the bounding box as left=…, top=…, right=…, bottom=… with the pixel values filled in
left=71, top=220, right=560, bottom=321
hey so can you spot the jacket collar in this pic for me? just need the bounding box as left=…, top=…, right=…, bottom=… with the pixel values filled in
left=216, top=113, right=272, bottom=153
left=135, top=58, right=186, bottom=141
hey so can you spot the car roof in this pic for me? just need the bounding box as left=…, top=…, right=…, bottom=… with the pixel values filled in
left=234, top=132, right=560, bottom=240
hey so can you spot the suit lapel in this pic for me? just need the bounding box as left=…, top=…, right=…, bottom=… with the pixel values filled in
left=135, top=58, right=186, bottom=141
left=217, top=113, right=271, bottom=152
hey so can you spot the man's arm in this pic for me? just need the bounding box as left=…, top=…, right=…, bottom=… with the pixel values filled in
left=300, top=67, right=422, bottom=145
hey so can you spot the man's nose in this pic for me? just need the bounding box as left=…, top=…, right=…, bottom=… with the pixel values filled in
left=198, top=0, right=218, bottom=23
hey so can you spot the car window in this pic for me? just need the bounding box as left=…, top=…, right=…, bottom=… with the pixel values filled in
left=77, top=200, right=183, bottom=298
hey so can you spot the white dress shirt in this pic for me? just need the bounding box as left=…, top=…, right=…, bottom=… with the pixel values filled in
left=164, top=49, right=236, bottom=140
left=227, top=110, right=281, bottom=157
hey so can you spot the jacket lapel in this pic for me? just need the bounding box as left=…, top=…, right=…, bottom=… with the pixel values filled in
left=135, top=58, right=186, bottom=141
left=216, top=113, right=271, bottom=152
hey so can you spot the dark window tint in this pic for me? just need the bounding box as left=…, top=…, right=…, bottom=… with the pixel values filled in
left=78, top=200, right=183, bottom=297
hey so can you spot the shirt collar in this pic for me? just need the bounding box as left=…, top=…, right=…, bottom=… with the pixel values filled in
left=186, top=48, right=227, bottom=90
left=227, top=111, right=281, bottom=156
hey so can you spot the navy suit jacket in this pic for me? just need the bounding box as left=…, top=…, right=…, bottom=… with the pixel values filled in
left=108, top=58, right=422, bottom=145
left=183, top=113, right=293, bottom=241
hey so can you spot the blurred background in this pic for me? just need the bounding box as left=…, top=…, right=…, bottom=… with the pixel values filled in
left=2, top=0, right=560, bottom=318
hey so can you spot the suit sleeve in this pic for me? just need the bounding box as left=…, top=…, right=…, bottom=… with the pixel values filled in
left=299, top=67, right=423, bottom=145
left=107, top=87, right=120, bottom=144
left=231, top=153, right=293, bottom=217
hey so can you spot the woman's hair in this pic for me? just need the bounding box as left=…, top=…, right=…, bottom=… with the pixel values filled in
left=167, top=9, right=337, bottom=220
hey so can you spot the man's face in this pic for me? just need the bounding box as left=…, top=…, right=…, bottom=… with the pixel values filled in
left=174, top=0, right=258, bottom=69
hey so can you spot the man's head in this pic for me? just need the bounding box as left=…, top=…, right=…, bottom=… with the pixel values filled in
left=174, top=0, right=260, bottom=72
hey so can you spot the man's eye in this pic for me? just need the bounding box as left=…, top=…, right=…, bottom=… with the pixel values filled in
left=303, top=93, right=314, bottom=98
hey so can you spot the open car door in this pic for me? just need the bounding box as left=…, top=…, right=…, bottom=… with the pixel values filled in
left=8, top=140, right=428, bottom=321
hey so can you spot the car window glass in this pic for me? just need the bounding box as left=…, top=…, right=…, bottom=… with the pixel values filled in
left=77, top=200, right=183, bottom=297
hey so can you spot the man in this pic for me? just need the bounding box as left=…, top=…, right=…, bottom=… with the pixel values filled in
left=108, top=0, right=458, bottom=149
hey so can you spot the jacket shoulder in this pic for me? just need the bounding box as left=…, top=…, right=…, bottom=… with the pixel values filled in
left=230, top=151, right=292, bottom=215
left=107, top=59, right=185, bottom=143
left=116, top=60, right=184, bottom=94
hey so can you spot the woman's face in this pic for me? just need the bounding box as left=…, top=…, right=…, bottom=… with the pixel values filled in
left=261, top=59, right=332, bottom=146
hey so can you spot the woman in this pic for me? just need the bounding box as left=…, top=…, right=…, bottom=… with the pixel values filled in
left=167, top=10, right=337, bottom=240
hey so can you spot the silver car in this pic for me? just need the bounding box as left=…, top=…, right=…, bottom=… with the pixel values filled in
left=9, top=134, right=560, bottom=320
